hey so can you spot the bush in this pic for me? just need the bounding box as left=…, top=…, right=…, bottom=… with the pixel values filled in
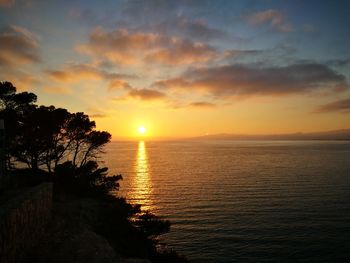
left=53, top=160, right=122, bottom=197
left=135, top=211, right=171, bottom=239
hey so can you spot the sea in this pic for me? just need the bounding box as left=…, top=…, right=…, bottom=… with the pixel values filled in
left=103, top=140, right=350, bottom=262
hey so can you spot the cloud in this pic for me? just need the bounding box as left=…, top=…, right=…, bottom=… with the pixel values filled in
left=0, top=0, right=15, bottom=8
left=154, top=63, right=348, bottom=98
left=144, top=39, right=217, bottom=65
left=42, top=86, right=71, bottom=94
left=1, top=70, right=42, bottom=91
left=147, top=15, right=227, bottom=41
left=108, top=79, right=132, bottom=91
left=189, top=102, right=216, bottom=108
left=127, top=88, right=167, bottom=100
left=326, top=59, right=350, bottom=67
left=153, top=77, right=191, bottom=87
left=247, top=9, right=293, bottom=32
left=47, top=63, right=136, bottom=82
left=86, top=107, right=109, bottom=118
left=46, top=63, right=136, bottom=94
left=47, top=70, right=74, bottom=81
left=315, top=99, right=350, bottom=113
left=167, top=17, right=226, bottom=40
left=77, top=27, right=218, bottom=66
left=120, top=0, right=201, bottom=20
left=89, top=113, right=108, bottom=118
left=0, top=25, right=40, bottom=67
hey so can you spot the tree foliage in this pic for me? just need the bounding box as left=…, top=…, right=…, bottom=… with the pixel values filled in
left=0, top=81, right=111, bottom=172
left=0, top=81, right=37, bottom=169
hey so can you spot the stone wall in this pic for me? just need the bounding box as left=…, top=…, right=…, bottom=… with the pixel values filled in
left=0, top=183, right=53, bottom=263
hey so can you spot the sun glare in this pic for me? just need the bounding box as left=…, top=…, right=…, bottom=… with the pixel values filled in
left=138, top=126, right=146, bottom=134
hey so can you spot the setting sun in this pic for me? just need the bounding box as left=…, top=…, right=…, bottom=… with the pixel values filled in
left=1, top=1, right=350, bottom=262
left=138, top=126, right=146, bottom=134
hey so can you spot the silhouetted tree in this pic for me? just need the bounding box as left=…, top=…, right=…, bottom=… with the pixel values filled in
left=0, top=81, right=111, bottom=172
left=0, top=81, right=37, bottom=169
left=65, top=112, right=111, bottom=167
left=13, top=105, right=70, bottom=171
left=0, top=81, right=37, bottom=112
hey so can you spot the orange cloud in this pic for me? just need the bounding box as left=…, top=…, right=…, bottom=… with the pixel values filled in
left=47, top=64, right=135, bottom=86
left=108, top=79, right=132, bottom=91
left=47, top=67, right=100, bottom=82
left=47, top=70, right=73, bottom=81
left=46, top=63, right=136, bottom=94
left=145, top=40, right=216, bottom=65
left=2, top=71, right=42, bottom=91
left=128, top=88, right=166, bottom=100
left=43, top=86, right=71, bottom=94
left=0, top=25, right=40, bottom=67
left=77, top=27, right=218, bottom=66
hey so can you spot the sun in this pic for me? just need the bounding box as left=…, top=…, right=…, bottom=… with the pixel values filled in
left=138, top=126, right=146, bottom=135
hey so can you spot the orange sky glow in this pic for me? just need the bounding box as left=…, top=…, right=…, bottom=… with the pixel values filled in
left=1, top=1, right=350, bottom=139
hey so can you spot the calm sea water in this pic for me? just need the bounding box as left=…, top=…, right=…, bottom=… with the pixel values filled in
left=103, top=140, right=350, bottom=262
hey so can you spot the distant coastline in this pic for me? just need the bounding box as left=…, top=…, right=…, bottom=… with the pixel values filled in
left=192, top=129, right=350, bottom=141
left=111, top=129, right=350, bottom=142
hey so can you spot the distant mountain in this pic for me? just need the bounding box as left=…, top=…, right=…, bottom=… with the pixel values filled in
left=193, top=129, right=350, bottom=141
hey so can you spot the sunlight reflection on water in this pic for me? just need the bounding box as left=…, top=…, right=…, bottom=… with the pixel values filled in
left=128, top=141, right=153, bottom=211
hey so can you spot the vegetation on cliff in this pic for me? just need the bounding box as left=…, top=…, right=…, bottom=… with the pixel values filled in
left=0, top=81, right=188, bottom=263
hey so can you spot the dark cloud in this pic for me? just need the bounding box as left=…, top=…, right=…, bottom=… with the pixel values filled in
left=120, top=0, right=201, bottom=20
left=154, top=63, right=348, bottom=98
left=299, top=58, right=350, bottom=68
left=145, top=15, right=227, bottom=41
left=247, top=9, right=293, bottom=32
left=326, top=59, right=350, bottom=67
left=166, top=17, right=226, bottom=40
left=70, top=2, right=231, bottom=43
left=223, top=49, right=261, bottom=59
left=0, top=25, right=40, bottom=67
left=315, top=99, right=350, bottom=113
left=222, top=44, right=298, bottom=66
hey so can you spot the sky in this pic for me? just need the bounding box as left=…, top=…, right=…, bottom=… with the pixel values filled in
left=1, top=0, right=350, bottom=139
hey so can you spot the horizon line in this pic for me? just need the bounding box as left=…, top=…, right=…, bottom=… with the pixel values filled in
left=110, top=128, right=350, bottom=141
